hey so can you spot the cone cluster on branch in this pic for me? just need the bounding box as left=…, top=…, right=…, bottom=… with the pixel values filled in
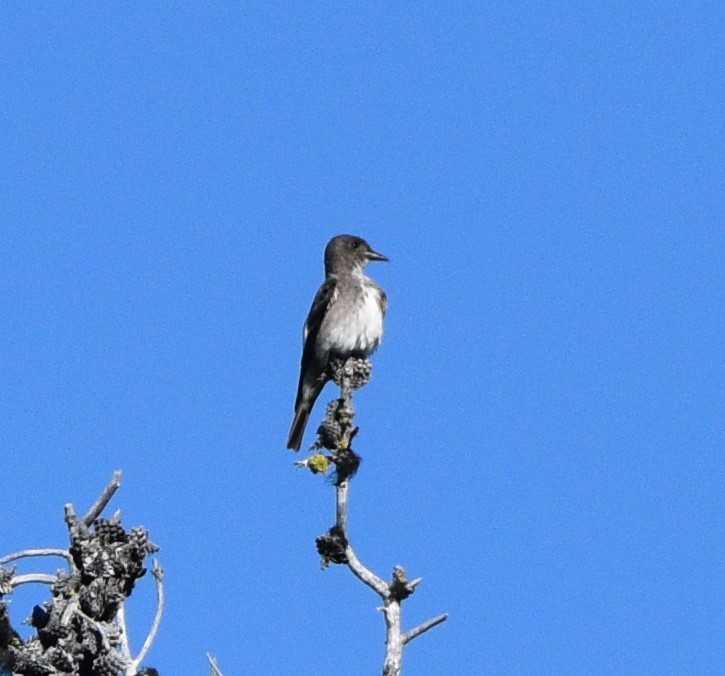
left=304, top=357, right=370, bottom=481
left=1, top=512, right=159, bottom=676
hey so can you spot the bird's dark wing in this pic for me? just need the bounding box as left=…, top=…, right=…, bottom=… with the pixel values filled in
left=302, top=277, right=338, bottom=348
left=378, top=286, right=388, bottom=317
left=293, top=277, right=338, bottom=412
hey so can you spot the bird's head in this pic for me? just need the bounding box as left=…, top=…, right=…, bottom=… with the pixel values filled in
left=324, top=235, right=388, bottom=275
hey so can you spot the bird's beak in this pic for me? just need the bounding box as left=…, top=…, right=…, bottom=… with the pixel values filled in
left=366, top=248, right=389, bottom=263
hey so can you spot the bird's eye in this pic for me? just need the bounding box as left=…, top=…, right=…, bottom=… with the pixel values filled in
left=350, top=241, right=358, bottom=248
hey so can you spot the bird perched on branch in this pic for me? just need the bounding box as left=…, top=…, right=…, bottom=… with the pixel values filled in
left=287, top=235, right=388, bottom=451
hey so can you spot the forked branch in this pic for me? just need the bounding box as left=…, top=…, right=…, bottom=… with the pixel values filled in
left=304, top=357, right=447, bottom=675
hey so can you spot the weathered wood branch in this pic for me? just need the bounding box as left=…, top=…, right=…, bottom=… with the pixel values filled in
left=304, top=357, right=447, bottom=675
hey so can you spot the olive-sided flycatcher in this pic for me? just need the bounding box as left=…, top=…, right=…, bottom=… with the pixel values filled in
left=287, top=235, right=388, bottom=451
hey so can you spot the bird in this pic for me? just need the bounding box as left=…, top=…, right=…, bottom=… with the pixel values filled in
left=287, top=234, right=388, bottom=451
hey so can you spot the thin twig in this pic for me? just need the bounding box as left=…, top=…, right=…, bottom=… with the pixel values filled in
left=336, top=478, right=349, bottom=532
left=0, top=548, right=73, bottom=566
left=403, top=613, right=449, bottom=644
left=10, top=573, right=57, bottom=588
left=344, top=544, right=388, bottom=597
left=82, top=470, right=123, bottom=526
left=63, top=504, right=78, bottom=530
left=207, top=653, right=224, bottom=676
left=337, top=481, right=387, bottom=596
left=131, top=559, right=164, bottom=670
left=117, top=602, right=132, bottom=663
left=61, top=598, right=78, bottom=626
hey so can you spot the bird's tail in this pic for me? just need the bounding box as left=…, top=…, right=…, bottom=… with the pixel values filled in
left=286, top=406, right=311, bottom=451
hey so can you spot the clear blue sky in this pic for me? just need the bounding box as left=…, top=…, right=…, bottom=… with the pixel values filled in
left=1, top=4, right=722, bottom=675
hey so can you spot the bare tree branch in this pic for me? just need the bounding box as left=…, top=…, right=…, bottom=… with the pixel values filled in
left=207, top=652, right=225, bottom=675
left=336, top=480, right=388, bottom=596
left=131, top=559, right=165, bottom=671
left=81, top=469, right=123, bottom=525
left=60, top=597, right=79, bottom=627
left=403, top=613, right=449, bottom=645
left=304, top=357, right=448, bottom=675
left=381, top=598, right=404, bottom=676
left=344, top=542, right=389, bottom=597
left=0, top=548, right=73, bottom=566
left=117, top=602, right=132, bottom=663
left=9, top=573, right=57, bottom=587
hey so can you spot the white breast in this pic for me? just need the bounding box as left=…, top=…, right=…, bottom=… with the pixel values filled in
left=321, top=283, right=384, bottom=356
